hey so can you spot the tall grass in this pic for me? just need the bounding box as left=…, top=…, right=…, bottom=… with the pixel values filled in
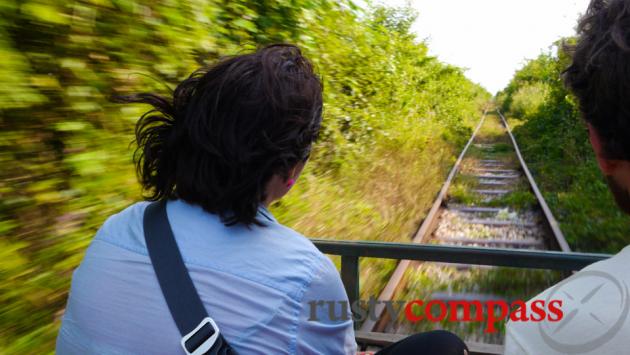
left=0, top=1, right=488, bottom=352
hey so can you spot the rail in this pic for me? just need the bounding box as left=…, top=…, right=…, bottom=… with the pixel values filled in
left=497, top=110, right=571, bottom=252
left=356, top=111, right=490, bottom=333
left=355, top=110, right=575, bottom=337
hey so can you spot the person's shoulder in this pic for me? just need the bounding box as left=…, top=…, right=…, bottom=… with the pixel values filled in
left=274, top=225, right=343, bottom=299
left=258, top=218, right=339, bottom=289
left=505, top=246, right=630, bottom=354
left=95, top=201, right=151, bottom=252
left=591, top=244, right=630, bottom=268
left=266, top=221, right=331, bottom=266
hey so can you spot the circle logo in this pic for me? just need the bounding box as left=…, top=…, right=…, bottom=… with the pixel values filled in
left=539, top=270, right=629, bottom=353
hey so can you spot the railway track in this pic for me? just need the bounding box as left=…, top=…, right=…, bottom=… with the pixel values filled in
left=359, top=110, right=570, bottom=350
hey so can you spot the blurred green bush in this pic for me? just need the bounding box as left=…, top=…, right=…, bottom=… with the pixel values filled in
left=497, top=42, right=630, bottom=254
left=0, top=0, right=488, bottom=352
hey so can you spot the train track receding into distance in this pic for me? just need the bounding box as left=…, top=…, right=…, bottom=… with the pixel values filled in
left=359, top=110, right=570, bottom=350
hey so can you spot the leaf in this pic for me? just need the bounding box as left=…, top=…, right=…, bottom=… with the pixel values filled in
left=20, top=3, right=69, bottom=25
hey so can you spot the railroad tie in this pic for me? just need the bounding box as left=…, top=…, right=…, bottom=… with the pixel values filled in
left=430, top=262, right=497, bottom=271
left=466, top=218, right=537, bottom=227
left=438, top=236, right=544, bottom=248
left=449, top=206, right=505, bottom=213
left=472, top=189, right=510, bottom=195
left=478, top=180, right=510, bottom=186
left=481, top=165, right=509, bottom=170
left=473, top=168, right=519, bottom=174
left=470, top=174, right=520, bottom=179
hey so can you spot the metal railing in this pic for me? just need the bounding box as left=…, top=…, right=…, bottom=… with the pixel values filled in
left=311, top=239, right=610, bottom=320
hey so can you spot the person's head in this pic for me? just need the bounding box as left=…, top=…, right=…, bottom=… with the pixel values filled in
left=565, top=0, right=630, bottom=213
left=118, top=44, right=323, bottom=226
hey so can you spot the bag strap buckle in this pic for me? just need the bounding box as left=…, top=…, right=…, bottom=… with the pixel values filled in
left=181, top=317, right=220, bottom=355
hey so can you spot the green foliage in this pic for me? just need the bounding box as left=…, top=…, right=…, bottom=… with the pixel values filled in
left=488, top=190, right=537, bottom=211
left=509, top=82, right=550, bottom=119
left=449, top=182, right=481, bottom=205
left=0, top=1, right=488, bottom=352
left=497, top=42, right=630, bottom=253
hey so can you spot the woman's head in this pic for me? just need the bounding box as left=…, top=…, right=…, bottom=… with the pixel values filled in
left=119, top=44, right=323, bottom=226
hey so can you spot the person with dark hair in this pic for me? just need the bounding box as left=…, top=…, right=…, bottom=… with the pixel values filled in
left=55, top=44, right=469, bottom=354
left=505, top=1, right=630, bottom=353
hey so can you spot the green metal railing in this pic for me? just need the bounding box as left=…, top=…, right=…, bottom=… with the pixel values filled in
left=311, top=239, right=611, bottom=311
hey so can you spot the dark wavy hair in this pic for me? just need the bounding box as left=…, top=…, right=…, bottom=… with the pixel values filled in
left=564, top=0, right=630, bottom=160
left=117, top=44, right=323, bottom=226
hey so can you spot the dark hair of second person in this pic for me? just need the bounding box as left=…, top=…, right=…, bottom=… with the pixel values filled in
left=564, top=0, right=630, bottom=161
left=564, top=0, right=630, bottom=212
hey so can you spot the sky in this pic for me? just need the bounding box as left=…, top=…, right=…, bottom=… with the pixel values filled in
left=375, top=0, right=590, bottom=94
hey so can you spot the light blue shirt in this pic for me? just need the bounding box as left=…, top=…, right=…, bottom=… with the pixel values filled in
left=56, top=200, right=357, bottom=354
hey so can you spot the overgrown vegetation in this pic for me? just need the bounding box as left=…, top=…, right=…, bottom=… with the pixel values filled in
left=0, top=1, right=489, bottom=352
left=497, top=42, right=630, bottom=253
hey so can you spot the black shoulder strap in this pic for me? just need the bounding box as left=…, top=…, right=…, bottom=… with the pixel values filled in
left=143, top=200, right=234, bottom=355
